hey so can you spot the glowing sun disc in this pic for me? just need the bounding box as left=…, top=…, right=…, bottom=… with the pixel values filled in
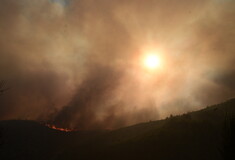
left=144, top=54, right=161, bottom=69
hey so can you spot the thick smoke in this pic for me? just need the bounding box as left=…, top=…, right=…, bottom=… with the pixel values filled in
left=0, top=0, right=235, bottom=130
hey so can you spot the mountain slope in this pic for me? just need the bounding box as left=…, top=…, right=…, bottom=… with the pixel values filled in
left=1, top=98, right=235, bottom=160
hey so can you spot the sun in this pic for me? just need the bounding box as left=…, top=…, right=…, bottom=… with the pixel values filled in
left=143, top=54, right=161, bottom=69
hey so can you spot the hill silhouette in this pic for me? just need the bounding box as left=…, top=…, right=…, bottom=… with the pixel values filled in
left=1, top=98, right=235, bottom=160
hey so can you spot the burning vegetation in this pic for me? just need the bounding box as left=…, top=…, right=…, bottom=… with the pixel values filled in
left=45, top=124, right=75, bottom=132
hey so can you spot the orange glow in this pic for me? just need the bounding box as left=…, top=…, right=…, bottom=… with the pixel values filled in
left=45, top=124, right=75, bottom=132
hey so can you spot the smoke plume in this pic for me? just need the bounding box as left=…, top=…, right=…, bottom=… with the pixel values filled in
left=0, top=0, right=235, bottom=129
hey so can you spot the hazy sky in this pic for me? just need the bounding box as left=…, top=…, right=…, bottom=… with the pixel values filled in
left=0, top=0, right=234, bottom=130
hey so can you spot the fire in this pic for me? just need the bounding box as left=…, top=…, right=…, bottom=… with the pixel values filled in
left=45, top=124, right=75, bottom=132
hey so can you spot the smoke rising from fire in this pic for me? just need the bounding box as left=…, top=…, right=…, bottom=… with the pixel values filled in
left=0, top=0, right=235, bottom=129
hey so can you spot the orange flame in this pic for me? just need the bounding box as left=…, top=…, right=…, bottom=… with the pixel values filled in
left=45, top=124, right=75, bottom=132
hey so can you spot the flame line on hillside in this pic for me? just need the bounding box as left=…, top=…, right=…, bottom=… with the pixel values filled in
left=45, top=124, right=76, bottom=132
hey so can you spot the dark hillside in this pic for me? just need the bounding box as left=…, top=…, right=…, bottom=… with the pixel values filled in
left=1, top=99, right=235, bottom=160
left=57, top=98, right=235, bottom=160
left=0, top=120, right=69, bottom=160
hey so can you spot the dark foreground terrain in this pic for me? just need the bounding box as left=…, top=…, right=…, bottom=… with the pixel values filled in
left=1, top=99, right=235, bottom=160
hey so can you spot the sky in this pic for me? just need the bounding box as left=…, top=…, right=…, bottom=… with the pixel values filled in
left=0, top=0, right=235, bottom=130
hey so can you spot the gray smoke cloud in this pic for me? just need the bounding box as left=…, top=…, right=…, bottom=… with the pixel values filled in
left=0, top=0, right=234, bottom=130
